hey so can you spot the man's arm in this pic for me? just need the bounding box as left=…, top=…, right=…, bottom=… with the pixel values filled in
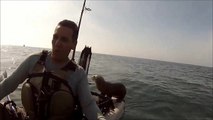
left=77, top=68, right=106, bottom=120
left=0, top=55, right=37, bottom=100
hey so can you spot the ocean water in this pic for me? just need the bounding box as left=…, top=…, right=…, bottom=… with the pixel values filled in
left=0, top=45, right=212, bottom=120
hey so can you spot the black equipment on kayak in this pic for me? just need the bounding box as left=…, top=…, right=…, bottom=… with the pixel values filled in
left=78, top=46, right=92, bottom=75
left=79, top=47, right=116, bottom=115
left=0, top=100, right=19, bottom=120
left=91, top=91, right=115, bottom=115
left=0, top=72, right=25, bottom=120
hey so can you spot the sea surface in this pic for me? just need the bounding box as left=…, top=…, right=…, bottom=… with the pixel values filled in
left=0, top=45, right=212, bottom=120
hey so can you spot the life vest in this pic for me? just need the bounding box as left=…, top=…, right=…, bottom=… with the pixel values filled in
left=21, top=50, right=84, bottom=120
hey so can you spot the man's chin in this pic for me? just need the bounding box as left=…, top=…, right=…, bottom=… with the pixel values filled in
left=51, top=53, right=60, bottom=60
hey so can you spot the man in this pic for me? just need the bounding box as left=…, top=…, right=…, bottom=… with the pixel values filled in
left=0, top=19, right=105, bottom=120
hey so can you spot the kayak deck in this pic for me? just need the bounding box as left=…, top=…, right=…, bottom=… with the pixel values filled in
left=104, top=98, right=125, bottom=120
left=93, top=95, right=125, bottom=120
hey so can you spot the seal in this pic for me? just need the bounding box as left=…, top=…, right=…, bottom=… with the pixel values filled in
left=92, top=75, right=126, bottom=102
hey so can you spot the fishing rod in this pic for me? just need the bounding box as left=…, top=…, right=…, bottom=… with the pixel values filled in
left=71, top=0, right=92, bottom=78
left=72, top=0, right=87, bottom=61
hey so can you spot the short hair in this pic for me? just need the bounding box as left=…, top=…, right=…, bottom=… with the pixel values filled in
left=58, top=19, right=78, bottom=42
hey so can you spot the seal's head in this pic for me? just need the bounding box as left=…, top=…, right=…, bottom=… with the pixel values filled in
left=91, top=75, right=126, bottom=101
left=91, top=75, right=107, bottom=92
left=91, top=75, right=105, bottom=84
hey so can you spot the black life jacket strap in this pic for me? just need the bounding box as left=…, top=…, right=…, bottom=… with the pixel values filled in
left=25, top=79, right=39, bottom=116
left=27, top=50, right=48, bottom=119
left=38, top=71, right=50, bottom=120
left=28, top=72, right=74, bottom=96
left=62, top=60, right=77, bottom=71
left=37, top=50, right=48, bottom=65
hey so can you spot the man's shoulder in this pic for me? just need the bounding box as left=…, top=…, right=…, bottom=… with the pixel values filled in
left=63, top=60, right=83, bottom=72
left=72, top=61, right=85, bottom=71
left=27, top=50, right=50, bottom=60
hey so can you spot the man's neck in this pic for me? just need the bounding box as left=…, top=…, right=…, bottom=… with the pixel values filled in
left=51, top=56, right=70, bottom=65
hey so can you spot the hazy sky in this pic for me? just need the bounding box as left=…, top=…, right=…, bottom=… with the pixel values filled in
left=0, top=0, right=212, bottom=67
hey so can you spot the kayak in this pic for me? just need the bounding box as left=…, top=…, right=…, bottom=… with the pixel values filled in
left=106, top=100, right=125, bottom=120
left=91, top=91, right=125, bottom=120
left=0, top=71, right=125, bottom=120
left=105, top=100, right=125, bottom=120
left=99, top=97, right=125, bottom=120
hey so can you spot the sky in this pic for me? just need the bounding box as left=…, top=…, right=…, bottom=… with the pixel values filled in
left=0, top=0, right=212, bottom=67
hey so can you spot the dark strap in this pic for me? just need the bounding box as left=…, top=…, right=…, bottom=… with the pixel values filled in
left=62, top=60, right=77, bottom=71
left=37, top=50, right=48, bottom=65
left=28, top=72, right=74, bottom=95
left=25, top=79, right=38, bottom=117
left=38, top=71, right=50, bottom=120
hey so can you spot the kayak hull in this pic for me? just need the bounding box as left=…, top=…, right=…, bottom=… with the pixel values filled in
left=104, top=98, right=125, bottom=120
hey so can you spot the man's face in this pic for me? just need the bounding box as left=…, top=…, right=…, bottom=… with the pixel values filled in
left=51, top=25, right=76, bottom=61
